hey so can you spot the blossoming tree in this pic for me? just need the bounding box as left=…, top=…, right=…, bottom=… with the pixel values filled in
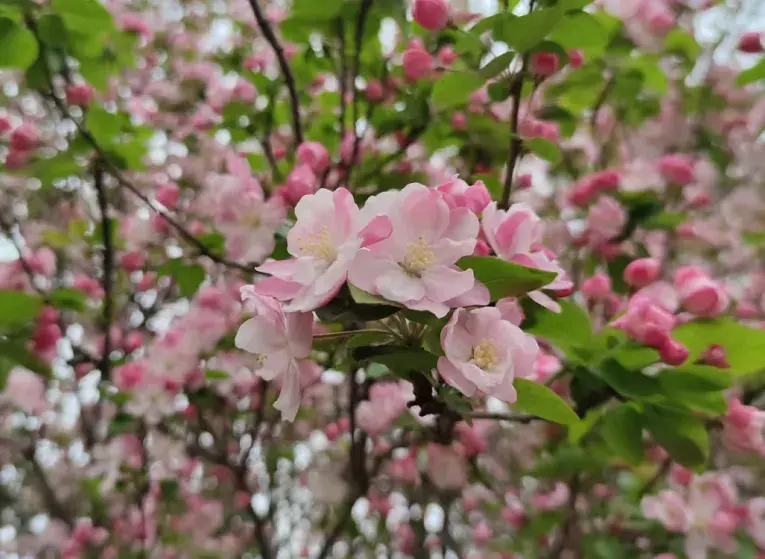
left=2, top=0, right=765, bottom=557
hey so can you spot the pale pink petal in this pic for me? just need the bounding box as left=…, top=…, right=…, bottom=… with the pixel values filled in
left=437, top=357, right=477, bottom=397
left=286, top=312, right=314, bottom=359
left=235, top=318, right=286, bottom=354
left=421, top=266, right=475, bottom=303
left=528, top=290, right=562, bottom=313
left=359, top=215, right=393, bottom=247
left=273, top=361, right=302, bottom=421
left=254, top=276, right=303, bottom=300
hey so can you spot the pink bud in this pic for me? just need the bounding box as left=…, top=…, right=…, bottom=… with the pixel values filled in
left=726, top=398, right=754, bottom=429
left=657, top=154, right=695, bottom=186
left=365, top=80, right=384, bottom=101
left=659, top=339, right=689, bottom=366
left=65, top=83, right=94, bottom=106
left=122, top=331, right=144, bottom=354
left=296, top=141, right=330, bottom=173
left=437, top=45, right=457, bottom=66
left=624, top=258, right=660, bottom=288
left=155, top=183, right=180, bottom=208
left=38, top=306, right=59, bottom=325
left=472, top=521, right=492, bottom=544
left=568, top=49, right=584, bottom=68
left=337, top=416, right=350, bottom=432
left=669, top=464, right=692, bottom=486
left=119, top=251, right=145, bottom=272
left=451, top=112, right=467, bottom=130
left=5, top=149, right=29, bottom=169
left=582, top=273, right=612, bottom=300
left=33, top=323, right=61, bottom=354
left=700, top=344, right=730, bottom=369
left=530, top=52, right=559, bottom=77
left=324, top=422, right=340, bottom=441
left=738, top=32, right=763, bottom=53
left=10, top=123, right=40, bottom=151
left=474, top=238, right=490, bottom=256
left=402, top=47, right=434, bottom=80
left=0, top=115, right=10, bottom=132
left=137, top=272, right=156, bottom=291
left=412, top=0, right=450, bottom=31
left=517, top=173, right=532, bottom=189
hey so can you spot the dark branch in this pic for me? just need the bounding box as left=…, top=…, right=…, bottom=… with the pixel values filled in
left=500, top=57, right=529, bottom=210
left=93, top=163, right=114, bottom=380
left=247, top=0, right=304, bottom=145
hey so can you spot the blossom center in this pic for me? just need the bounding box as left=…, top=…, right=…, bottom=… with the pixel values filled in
left=471, top=339, right=498, bottom=370
left=401, top=236, right=436, bottom=276
left=298, top=225, right=337, bottom=262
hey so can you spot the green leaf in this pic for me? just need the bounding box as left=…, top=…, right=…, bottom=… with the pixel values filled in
left=348, top=283, right=400, bottom=307
left=431, top=71, right=484, bottom=110
left=205, top=369, right=230, bottom=380
left=514, top=378, right=579, bottom=425
left=352, top=345, right=438, bottom=374
left=599, top=358, right=662, bottom=400
left=672, top=319, right=765, bottom=375
left=0, top=18, right=39, bottom=70
left=0, top=290, right=43, bottom=327
left=49, top=287, right=87, bottom=311
left=0, top=339, right=51, bottom=378
left=158, top=260, right=205, bottom=298
left=737, top=58, right=765, bottom=86
left=532, top=444, right=604, bottom=479
left=291, top=0, right=343, bottom=20
left=641, top=405, right=709, bottom=469
left=52, top=0, right=114, bottom=33
left=659, top=365, right=733, bottom=393
left=568, top=406, right=605, bottom=444
left=525, top=138, right=562, bottom=163
left=479, top=51, right=516, bottom=80
left=36, top=13, right=68, bottom=47
left=664, top=29, right=701, bottom=63
left=456, top=256, right=556, bottom=302
left=548, top=11, right=608, bottom=56
left=601, top=404, right=644, bottom=465
left=346, top=331, right=392, bottom=349
left=495, top=7, right=564, bottom=52
left=86, top=107, right=125, bottom=145
left=522, top=299, right=593, bottom=355
left=366, top=362, right=390, bottom=379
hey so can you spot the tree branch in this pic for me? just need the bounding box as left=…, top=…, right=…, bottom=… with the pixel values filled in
left=93, top=163, right=114, bottom=380
left=345, top=0, right=375, bottom=187
left=500, top=56, right=529, bottom=210
left=469, top=411, right=537, bottom=423
left=247, top=0, right=303, bottom=145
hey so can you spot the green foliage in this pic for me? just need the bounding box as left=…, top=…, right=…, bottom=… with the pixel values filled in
left=673, top=319, right=765, bottom=375
left=352, top=345, right=438, bottom=374
left=158, top=259, right=206, bottom=298
left=525, top=138, right=562, bottom=163
left=431, top=71, right=484, bottom=110
left=548, top=11, right=609, bottom=56
left=456, top=256, right=556, bottom=302
left=0, top=18, right=39, bottom=70
left=0, top=290, right=43, bottom=328
left=49, top=287, right=88, bottom=312
left=494, top=7, right=564, bottom=52
left=514, top=378, right=579, bottom=425
left=641, top=405, right=709, bottom=469
left=522, top=299, right=593, bottom=356
left=600, top=404, right=644, bottom=465
left=0, top=339, right=51, bottom=385
left=737, top=58, right=765, bottom=86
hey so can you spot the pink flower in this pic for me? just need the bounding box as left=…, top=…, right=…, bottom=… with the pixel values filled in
left=451, top=112, right=467, bottom=130
left=659, top=338, right=689, bottom=366
left=427, top=443, right=467, bottom=491
left=437, top=307, right=538, bottom=402
left=582, top=273, right=612, bottom=300
left=642, top=490, right=691, bottom=532
left=356, top=382, right=412, bottom=436
left=119, top=251, right=145, bottom=272
left=256, top=188, right=391, bottom=312
left=435, top=176, right=491, bottom=214
left=658, top=154, right=695, bottom=186
left=496, top=297, right=524, bottom=325
left=532, top=482, right=570, bottom=511
left=413, top=0, right=450, bottom=31
left=723, top=398, right=765, bottom=456
left=482, top=202, right=542, bottom=259
left=674, top=266, right=729, bottom=317
left=530, top=52, right=559, bottom=76
left=700, top=344, right=730, bottom=368
left=65, top=83, right=94, bottom=106
left=739, top=32, right=763, bottom=53
left=402, top=47, right=434, bottom=80
left=437, top=45, right=457, bottom=65
left=611, top=297, right=676, bottom=348
left=3, top=368, right=46, bottom=413
left=235, top=291, right=313, bottom=421
left=624, top=258, right=661, bottom=288
left=155, top=183, right=180, bottom=208
left=10, top=123, right=39, bottom=151
left=284, top=163, right=317, bottom=205
left=366, top=80, right=384, bottom=101
left=348, top=183, right=478, bottom=317
left=587, top=196, right=627, bottom=246
left=296, top=141, right=330, bottom=173
left=746, top=498, right=765, bottom=549
left=568, top=49, right=584, bottom=68
left=0, top=115, right=10, bottom=132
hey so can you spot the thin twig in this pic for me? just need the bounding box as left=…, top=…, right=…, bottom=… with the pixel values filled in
left=469, top=411, right=537, bottom=423
left=345, top=0, right=375, bottom=187
left=247, top=0, right=303, bottom=145
left=24, top=449, right=74, bottom=529
left=500, top=56, right=529, bottom=209
left=93, top=163, right=114, bottom=380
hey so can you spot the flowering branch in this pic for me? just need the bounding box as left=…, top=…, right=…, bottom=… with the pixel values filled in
left=246, top=0, right=304, bottom=146
left=93, top=162, right=114, bottom=379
